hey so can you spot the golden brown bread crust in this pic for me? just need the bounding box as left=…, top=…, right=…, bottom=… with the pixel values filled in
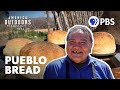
left=20, top=41, right=66, bottom=60
left=47, top=30, right=67, bottom=45
left=3, top=38, right=33, bottom=56
left=92, top=32, right=116, bottom=55
left=19, top=41, right=66, bottom=79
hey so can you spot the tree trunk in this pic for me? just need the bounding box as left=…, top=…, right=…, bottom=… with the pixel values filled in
left=61, top=11, right=70, bottom=31
left=54, top=11, right=62, bottom=30
left=46, top=11, right=50, bottom=31
left=52, top=11, right=58, bottom=30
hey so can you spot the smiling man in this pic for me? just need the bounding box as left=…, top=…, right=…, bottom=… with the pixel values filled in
left=43, top=25, right=115, bottom=79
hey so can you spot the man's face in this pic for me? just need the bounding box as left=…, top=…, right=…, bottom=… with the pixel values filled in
left=66, top=32, right=92, bottom=63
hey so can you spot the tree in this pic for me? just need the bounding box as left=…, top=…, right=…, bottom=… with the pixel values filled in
left=52, top=11, right=104, bottom=31
left=0, top=11, right=9, bottom=24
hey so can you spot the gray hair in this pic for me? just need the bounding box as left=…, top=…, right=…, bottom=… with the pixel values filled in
left=66, top=25, right=94, bottom=44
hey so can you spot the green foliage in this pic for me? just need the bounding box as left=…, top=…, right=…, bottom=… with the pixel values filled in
left=0, top=24, right=8, bottom=32
left=7, top=30, right=48, bottom=42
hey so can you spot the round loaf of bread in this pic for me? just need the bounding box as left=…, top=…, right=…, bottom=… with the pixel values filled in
left=92, top=32, right=116, bottom=55
left=47, top=30, right=67, bottom=45
left=3, top=38, right=33, bottom=56
left=19, top=41, right=66, bottom=79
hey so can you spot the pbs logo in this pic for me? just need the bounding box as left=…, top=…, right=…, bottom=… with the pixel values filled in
left=88, top=16, right=99, bottom=27
left=88, top=16, right=115, bottom=27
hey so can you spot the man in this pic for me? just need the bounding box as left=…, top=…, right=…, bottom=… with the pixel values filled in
left=43, top=25, right=115, bottom=79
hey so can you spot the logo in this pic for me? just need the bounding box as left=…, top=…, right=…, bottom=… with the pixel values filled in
left=88, top=16, right=99, bottom=27
left=5, top=16, right=31, bottom=30
left=88, top=16, right=115, bottom=27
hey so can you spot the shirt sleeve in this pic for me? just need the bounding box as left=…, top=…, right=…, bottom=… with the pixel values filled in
left=105, top=65, right=115, bottom=79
